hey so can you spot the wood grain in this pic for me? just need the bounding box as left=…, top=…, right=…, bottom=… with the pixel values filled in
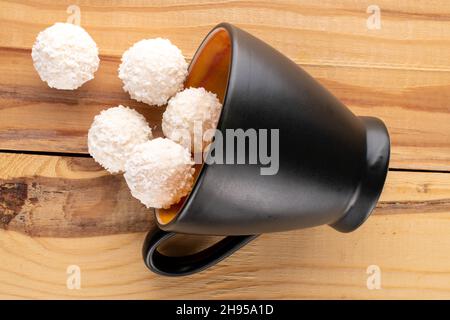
left=1, top=0, right=450, bottom=300
left=1, top=152, right=450, bottom=237
left=1, top=1, right=450, bottom=170
left=0, top=48, right=165, bottom=154
left=0, top=153, right=153, bottom=237
left=0, top=153, right=450, bottom=298
left=2, top=0, right=450, bottom=68
left=1, top=205, right=450, bottom=299
left=1, top=48, right=450, bottom=170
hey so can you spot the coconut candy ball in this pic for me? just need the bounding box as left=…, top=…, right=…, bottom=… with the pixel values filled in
left=124, top=138, right=195, bottom=209
left=162, top=87, right=222, bottom=152
left=31, top=22, right=99, bottom=90
left=118, top=38, right=188, bottom=106
left=88, top=105, right=152, bottom=174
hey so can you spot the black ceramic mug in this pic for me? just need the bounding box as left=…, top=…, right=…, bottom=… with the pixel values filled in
left=143, top=23, right=390, bottom=276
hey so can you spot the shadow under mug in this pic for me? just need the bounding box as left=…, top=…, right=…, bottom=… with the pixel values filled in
left=143, top=23, right=390, bottom=276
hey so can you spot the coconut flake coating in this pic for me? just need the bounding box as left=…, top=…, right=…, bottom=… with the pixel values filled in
left=88, top=105, right=152, bottom=174
left=118, top=38, right=188, bottom=106
left=31, top=23, right=99, bottom=90
left=124, top=138, right=195, bottom=209
left=162, top=87, right=222, bottom=151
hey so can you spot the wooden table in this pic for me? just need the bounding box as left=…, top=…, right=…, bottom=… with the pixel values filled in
left=1, top=0, right=450, bottom=299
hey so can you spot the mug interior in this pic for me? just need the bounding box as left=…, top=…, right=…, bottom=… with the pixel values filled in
left=156, top=27, right=232, bottom=225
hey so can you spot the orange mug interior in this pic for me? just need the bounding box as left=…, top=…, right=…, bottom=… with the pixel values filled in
left=156, top=27, right=232, bottom=225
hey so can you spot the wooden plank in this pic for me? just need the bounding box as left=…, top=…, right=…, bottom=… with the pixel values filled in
left=1, top=0, right=450, bottom=69
left=0, top=1, right=450, bottom=170
left=0, top=159, right=449, bottom=298
left=0, top=153, right=152, bottom=237
left=0, top=48, right=164, bottom=154
left=2, top=215, right=450, bottom=299
left=1, top=152, right=450, bottom=237
left=1, top=48, right=450, bottom=170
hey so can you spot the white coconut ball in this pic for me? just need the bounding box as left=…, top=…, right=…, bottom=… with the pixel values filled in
left=88, top=105, right=152, bottom=174
left=118, top=38, right=188, bottom=106
left=162, top=87, right=222, bottom=152
left=124, top=138, right=195, bottom=209
left=31, top=22, right=99, bottom=90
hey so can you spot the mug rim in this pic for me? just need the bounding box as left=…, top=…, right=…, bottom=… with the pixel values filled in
left=155, top=22, right=236, bottom=229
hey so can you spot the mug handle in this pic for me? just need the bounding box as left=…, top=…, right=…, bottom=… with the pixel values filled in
left=142, top=228, right=259, bottom=276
